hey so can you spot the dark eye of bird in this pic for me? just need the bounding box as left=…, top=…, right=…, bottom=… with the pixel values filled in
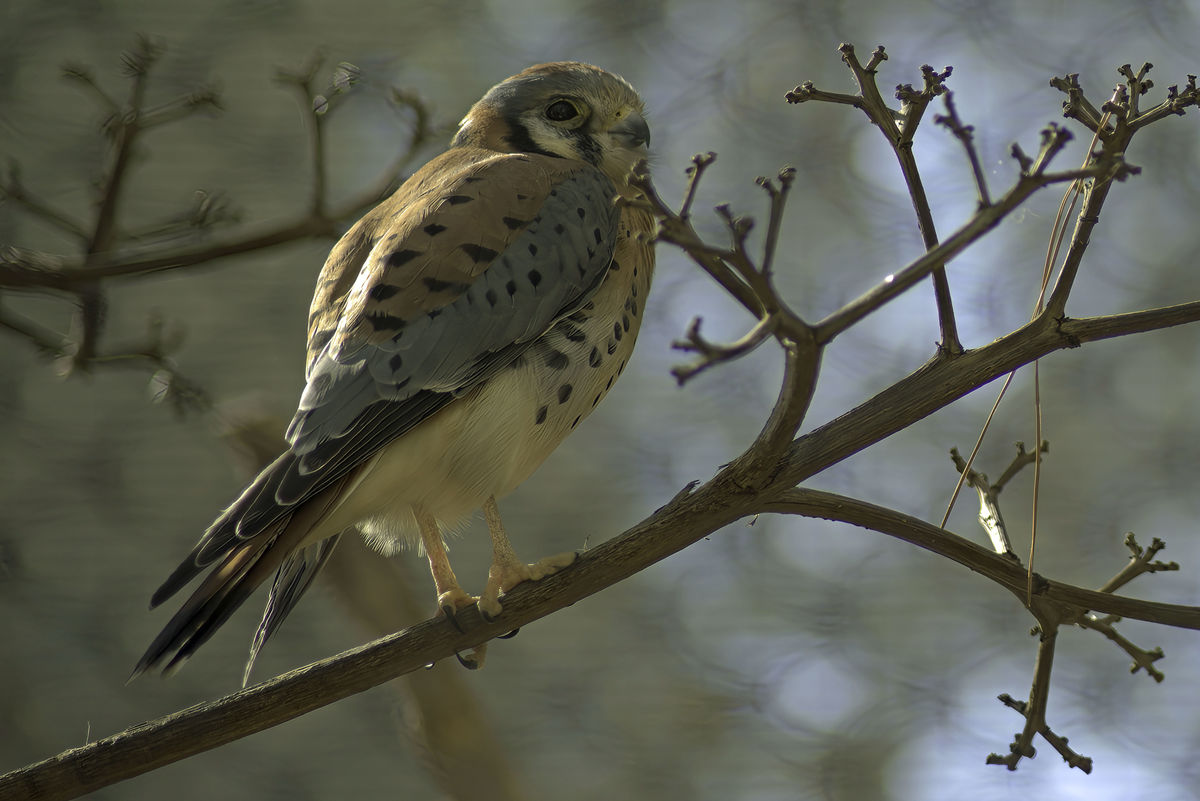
left=545, top=100, right=578, bottom=122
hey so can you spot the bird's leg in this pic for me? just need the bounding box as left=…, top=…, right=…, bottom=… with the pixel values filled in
left=416, top=506, right=487, bottom=668
left=478, top=495, right=577, bottom=622
left=416, top=507, right=476, bottom=619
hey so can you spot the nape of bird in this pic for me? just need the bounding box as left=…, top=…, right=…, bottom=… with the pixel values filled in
left=133, top=62, right=654, bottom=684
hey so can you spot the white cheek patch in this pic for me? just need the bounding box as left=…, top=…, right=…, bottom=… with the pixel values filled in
left=524, top=118, right=581, bottom=159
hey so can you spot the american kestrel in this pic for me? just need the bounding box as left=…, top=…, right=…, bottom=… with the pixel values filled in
left=133, top=62, right=653, bottom=680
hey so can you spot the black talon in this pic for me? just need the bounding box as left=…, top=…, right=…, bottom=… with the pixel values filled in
left=455, top=651, right=481, bottom=670
left=442, top=604, right=466, bottom=633
left=498, top=628, right=521, bottom=639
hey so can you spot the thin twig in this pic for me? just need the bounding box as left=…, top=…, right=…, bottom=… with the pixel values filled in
left=670, top=315, right=778, bottom=384
left=1076, top=614, right=1165, bottom=682
left=756, top=167, right=796, bottom=281
left=948, top=441, right=1047, bottom=556
left=679, top=152, right=717, bottom=221
left=933, top=90, right=991, bottom=208
left=0, top=163, right=90, bottom=242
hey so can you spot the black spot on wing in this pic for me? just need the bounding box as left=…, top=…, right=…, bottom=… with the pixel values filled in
left=387, top=250, right=421, bottom=268
left=423, top=223, right=447, bottom=236
left=369, top=284, right=400, bottom=301
left=423, top=276, right=471, bottom=293
left=460, top=243, right=499, bottom=263
left=368, top=314, right=407, bottom=332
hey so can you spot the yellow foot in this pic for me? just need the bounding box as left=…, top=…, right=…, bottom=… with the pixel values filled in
left=479, top=550, right=578, bottom=622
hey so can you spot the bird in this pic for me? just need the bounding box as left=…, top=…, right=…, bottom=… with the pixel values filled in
left=132, top=61, right=654, bottom=683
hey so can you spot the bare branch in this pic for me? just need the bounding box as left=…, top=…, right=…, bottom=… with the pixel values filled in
left=679, top=151, right=717, bottom=221
left=1128, top=73, right=1199, bottom=130
left=0, top=162, right=90, bottom=242
left=275, top=53, right=362, bottom=218
left=756, top=166, right=796, bottom=281
left=670, top=314, right=777, bottom=384
left=813, top=155, right=1115, bottom=344
left=1098, top=533, right=1181, bottom=594
left=760, top=488, right=1200, bottom=629
left=948, top=440, right=1047, bottom=556
left=0, top=304, right=66, bottom=357
left=988, top=685, right=1094, bottom=773
left=790, top=43, right=962, bottom=352
left=934, top=90, right=992, bottom=208
left=1076, top=614, right=1165, bottom=682
left=1, top=43, right=438, bottom=397
left=628, top=160, right=764, bottom=318
left=783, top=302, right=1200, bottom=504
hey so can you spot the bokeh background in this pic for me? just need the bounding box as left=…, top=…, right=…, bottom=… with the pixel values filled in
left=3, top=0, right=1200, bottom=799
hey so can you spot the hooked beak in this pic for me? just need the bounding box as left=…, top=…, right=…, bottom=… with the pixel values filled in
left=611, top=111, right=650, bottom=149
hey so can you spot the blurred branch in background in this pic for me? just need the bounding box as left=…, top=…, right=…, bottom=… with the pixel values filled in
left=3, top=40, right=1200, bottom=801
left=0, top=36, right=438, bottom=405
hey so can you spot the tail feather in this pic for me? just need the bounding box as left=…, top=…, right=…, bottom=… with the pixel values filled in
left=133, top=472, right=353, bottom=680
left=132, top=519, right=287, bottom=679
left=243, top=534, right=343, bottom=686
left=148, top=453, right=292, bottom=609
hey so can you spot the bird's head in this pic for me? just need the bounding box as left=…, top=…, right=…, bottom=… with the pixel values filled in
left=453, top=61, right=649, bottom=188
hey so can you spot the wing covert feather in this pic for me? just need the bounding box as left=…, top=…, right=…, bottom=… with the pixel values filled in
left=288, top=148, right=620, bottom=460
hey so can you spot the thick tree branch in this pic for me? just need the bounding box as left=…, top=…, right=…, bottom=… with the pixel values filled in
left=7, top=296, right=1200, bottom=800
left=759, top=489, right=1199, bottom=628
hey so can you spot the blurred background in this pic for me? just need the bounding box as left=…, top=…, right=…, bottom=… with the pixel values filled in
left=3, top=0, right=1200, bottom=799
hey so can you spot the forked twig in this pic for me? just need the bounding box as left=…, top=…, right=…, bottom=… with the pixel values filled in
left=789, top=43, right=962, bottom=353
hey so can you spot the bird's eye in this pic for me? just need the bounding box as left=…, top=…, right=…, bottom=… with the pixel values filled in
left=545, top=100, right=579, bottom=122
